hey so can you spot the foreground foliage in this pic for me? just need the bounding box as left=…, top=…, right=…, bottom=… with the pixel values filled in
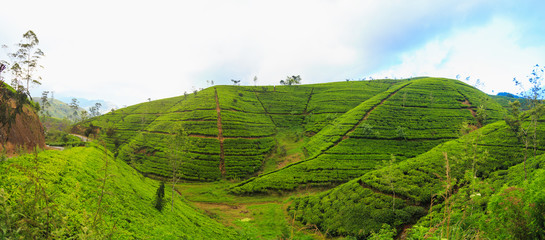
left=288, top=120, right=545, bottom=239
left=0, top=146, right=239, bottom=239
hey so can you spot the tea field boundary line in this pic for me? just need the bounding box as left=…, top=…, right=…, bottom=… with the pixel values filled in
left=253, top=91, right=278, bottom=128
left=302, top=87, right=315, bottom=115
left=357, top=179, right=423, bottom=207
left=138, top=130, right=274, bottom=140
left=223, top=108, right=307, bottom=116
left=455, top=88, right=479, bottom=120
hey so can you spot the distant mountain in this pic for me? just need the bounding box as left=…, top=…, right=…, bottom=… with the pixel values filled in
left=32, top=97, right=85, bottom=120
left=490, top=92, right=528, bottom=110
left=57, top=97, right=118, bottom=114
left=34, top=97, right=118, bottom=119
left=496, top=92, right=521, bottom=98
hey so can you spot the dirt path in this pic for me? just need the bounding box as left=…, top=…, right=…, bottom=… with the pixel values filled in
left=46, top=145, right=65, bottom=151
left=70, top=133, right=90, bottom=142
left=215, top=88, right=226, bottom=177
left=457, top=90, right=481, bottom=129
left=461, top=99, right=477, bottom=117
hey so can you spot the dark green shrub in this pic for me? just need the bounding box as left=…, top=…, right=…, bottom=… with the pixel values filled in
left=154, top=182, right=165, bottom=211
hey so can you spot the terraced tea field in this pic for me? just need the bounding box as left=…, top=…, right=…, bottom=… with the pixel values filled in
left=231, top=78, right=505, bottom=194
left=78, top=79, right=412, bottom=182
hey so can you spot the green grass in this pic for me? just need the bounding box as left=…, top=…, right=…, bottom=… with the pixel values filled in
left=173, top=180, right=323, bottom=240
left=0, top=146, right=240, bottom=239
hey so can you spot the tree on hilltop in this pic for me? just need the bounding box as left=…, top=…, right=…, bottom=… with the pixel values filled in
left=280, top=75, right=301, bottom=85
left=231, top=79, right=241, bottom=86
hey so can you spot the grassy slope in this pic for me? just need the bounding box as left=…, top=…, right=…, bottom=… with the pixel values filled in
left=0, top=146, right=239, bottom=239
left=231, top=78, right=505, bottom=194
left=32, top=97, right=86, bottom=120
left=287, top=120, right=545, bottom=238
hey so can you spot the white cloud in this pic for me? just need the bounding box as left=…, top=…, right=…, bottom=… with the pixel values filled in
left=1, top=0, right=544, bottom=105
left=372, top=17, right=545, bottom=94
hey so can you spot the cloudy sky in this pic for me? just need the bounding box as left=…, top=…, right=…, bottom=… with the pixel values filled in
left=1, top=0, right=544, bottom=106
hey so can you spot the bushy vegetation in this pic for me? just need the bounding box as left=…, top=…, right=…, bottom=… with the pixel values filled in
left=0, top=146, right=239, bottom=239
left=45, top=130, right=84, bottom=147
left=287, top=120, right=545, bottom=238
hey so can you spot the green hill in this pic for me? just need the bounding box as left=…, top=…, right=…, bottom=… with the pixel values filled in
left=0, top=145, right=239, bottom=239
left=231, top=78, right=505, bottom=194
left=32, top=97, right=86, bottom=120
left=76, top=79, right=399, bottom=181
left=77, top=77, right=506, bottom=190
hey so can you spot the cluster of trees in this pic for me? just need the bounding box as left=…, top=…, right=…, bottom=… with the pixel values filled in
left=0, top=30, right=44, bottom=143
left=2, top=30, right=104, bottom=129
left=1, top=30, right=44, bottom=99
left=68, top=98, right=102, bottom=122
left=506, top=64, right=545, bottom=179
left=280, top=75, right=301, bottom=85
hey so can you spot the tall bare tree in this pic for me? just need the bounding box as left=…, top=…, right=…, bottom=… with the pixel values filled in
left=7, top=30, right=44, bottom=98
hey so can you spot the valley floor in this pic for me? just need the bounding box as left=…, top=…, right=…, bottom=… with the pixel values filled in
left=174, top=179, right=327, bottom=239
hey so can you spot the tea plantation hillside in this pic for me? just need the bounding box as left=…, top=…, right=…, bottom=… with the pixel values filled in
left=286, top=120, right=545, bottom=238
left=76, top=79, right=399, bottom=181
left=0, top=145, right=240, bottom=239
left=231, top=78, right=505, bottom=194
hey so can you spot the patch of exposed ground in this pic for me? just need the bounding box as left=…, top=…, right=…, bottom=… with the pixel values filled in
left=276, top=152, right=304, bottom=170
